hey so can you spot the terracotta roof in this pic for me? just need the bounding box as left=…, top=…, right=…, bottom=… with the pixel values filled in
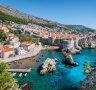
left=0, top=47, right=3, bottom=51
left=4, top=48, right=14, bottom=52
left=22, top=41, right=34, bottom=45
left=33, top=30, right=80, bottom=39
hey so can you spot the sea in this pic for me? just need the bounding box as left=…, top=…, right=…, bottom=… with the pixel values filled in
left=10, top=49, right=96, bottom=90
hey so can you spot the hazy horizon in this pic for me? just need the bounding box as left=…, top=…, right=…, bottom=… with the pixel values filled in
left=0, top=0, right=96, bottom=29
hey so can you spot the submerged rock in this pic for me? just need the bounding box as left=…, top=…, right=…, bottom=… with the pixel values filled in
left=20, top=82, right=32, bottom=89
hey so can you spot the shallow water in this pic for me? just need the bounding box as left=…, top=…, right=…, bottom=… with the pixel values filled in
left=14, top=49, right=96, bottom=90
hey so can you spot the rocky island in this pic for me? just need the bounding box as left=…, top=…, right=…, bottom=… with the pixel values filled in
left=63, top=54, right=79, bottom=67
left=40, top=58, right=58, bottom=75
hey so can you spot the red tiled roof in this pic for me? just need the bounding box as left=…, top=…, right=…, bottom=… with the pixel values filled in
left=22, top=41, right=34, bottom=45
left=33, top=31, right=80, bottom=39
left=4, top=48, right=14, bottom=52
left=0, top=47, right=3, bottom=51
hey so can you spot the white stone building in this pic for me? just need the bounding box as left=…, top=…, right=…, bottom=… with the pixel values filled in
left=15, top=47, right=28, bottom=55
left=3, top=47, right=15, bottom=59
left=21, top=41, right=35, bottom=51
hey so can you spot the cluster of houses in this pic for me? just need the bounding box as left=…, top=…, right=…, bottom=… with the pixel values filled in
left=0, top=22, right=95, bottom=59
left=0, top=22, right=36, bottom=59
left=10, top=23, right=80, bottom=50
left=34, top=31, right=81, bottom=51
left=11, top=23, right=49, bottom=35
left=12, top=23, right=96, bottom=52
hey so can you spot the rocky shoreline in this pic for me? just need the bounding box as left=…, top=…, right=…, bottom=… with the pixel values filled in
left=60, top=33, right=96, bottom=54
left=79, top=70, right=96, bottom=90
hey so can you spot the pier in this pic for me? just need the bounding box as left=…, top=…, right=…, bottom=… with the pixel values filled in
left=8, top=68, right=31, bottom=73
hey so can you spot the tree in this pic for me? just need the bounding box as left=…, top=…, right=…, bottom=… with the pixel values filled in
left=0, top=30, right=7, bottom=42
left=0, top=62, right=18, bottom=90
left=9, top=28, right=40, bottom=44
left=84, top=61, right=91, bottom=74
left=0, top=62, right=8, bottom=73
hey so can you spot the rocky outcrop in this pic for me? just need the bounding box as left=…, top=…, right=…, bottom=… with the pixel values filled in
left=70, top=47, right=81, bottom=54
left=79, top=70, right=96, bottom=90
left=70, top=34, right=96, bottom=54
left=69, top=39, right=81, bottom=54
left=40, top=58, right=58, bottom=75
left=74, top=38, right=82, bottom=50
left=78, top=34, right=96, bottom=49
left=63, top=54, right=79, bottom=67
left=60, top=34, right=96, bottom=54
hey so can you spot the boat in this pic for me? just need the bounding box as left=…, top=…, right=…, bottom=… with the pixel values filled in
left=24, top=73, right=27, bottom=76
left=19, top=73, right=23, bottom=77
left=12, top=72, right=16, bottom=77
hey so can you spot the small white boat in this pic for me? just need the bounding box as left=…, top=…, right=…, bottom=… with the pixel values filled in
left=24, top=73, right=27, bottom=76
left=19, top=73, right=22, bottom=77
left=12, top=73, right=16, bottom=77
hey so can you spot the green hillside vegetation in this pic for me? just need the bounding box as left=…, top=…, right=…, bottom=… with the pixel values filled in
left=0, top=11, right=95, bottom=34
left=65, top=25, right=95, bottom=33
left=0, top=11, right=29, bottom=24
left=9, top=28, right=39, bottom=43
left=33, top=22, right=58, bottom=29
left=0, top=29, right=7, bottom=42
left=0, top=11, right=57, bottom=29
left=18, top=33, right=39, bottom=43
left=84, top=61, right=91, bottom=74
left=0, top=62, right=18, bottom=90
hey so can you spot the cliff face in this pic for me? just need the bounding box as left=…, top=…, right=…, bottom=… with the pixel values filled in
left=0, top=4, right=95, bottom=34
left=79, top=70, right=96, bottom=90
left=78, top=34, right=96, bottom=48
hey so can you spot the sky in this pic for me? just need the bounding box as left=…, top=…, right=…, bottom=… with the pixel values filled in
left=0, top=0, right=96, bottom=29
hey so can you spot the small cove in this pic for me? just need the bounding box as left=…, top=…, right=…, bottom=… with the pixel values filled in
left=9, top=49, right=96, bottom=90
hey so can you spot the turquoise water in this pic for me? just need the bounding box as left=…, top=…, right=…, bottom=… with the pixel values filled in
left=16, top=49, right=96, bottom=90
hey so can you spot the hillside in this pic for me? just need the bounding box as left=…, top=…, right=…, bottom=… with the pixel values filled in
left=0, top=4, right=95, bottom=34
left=64, top=25, right=95, bottom=34
left=0, top=4, right=59, bottom=25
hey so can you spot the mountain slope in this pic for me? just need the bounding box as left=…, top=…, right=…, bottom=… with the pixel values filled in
left=64, top=25, right=95, bottom=34
left=0, top=4, right=59, bottom=25
left=0, top=4, right=95, bottom=34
